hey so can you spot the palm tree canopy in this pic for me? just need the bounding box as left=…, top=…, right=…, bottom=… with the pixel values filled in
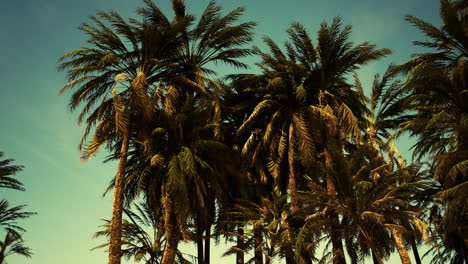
left=0, top=152, right=25, bottom=192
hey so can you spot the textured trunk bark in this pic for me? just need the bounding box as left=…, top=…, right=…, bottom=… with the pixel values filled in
left=161, top=234, right=180, bottom=264
left=108, top=134, right=129, bottom=264
left=390, top=226, right=411, bottom=264
left=205, top=227, right=211, bottom=264
left=161, top=198, right=181, bottom=264
left=288, top=123, right=298, bottom=213
left=410, top=238, right=421, bottom=264
left=236, top=225, right=244, bottom=264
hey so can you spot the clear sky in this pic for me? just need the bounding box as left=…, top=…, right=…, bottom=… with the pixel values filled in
left=0, top=0, right=441, bottom=263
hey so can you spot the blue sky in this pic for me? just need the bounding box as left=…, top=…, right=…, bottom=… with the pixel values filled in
left=0, top=0, right=441, bottom=263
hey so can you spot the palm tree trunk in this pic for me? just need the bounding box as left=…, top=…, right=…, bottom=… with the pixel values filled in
left=371, top=250, right=383, bottom=264
left=205, top=227, right=211, bottom=264
left=288, top=123, right=298, bottom=212
left=161, top=197, right=181, bottom=264
left=162, top=233, right=180, bottom=264
left=410, top=238, right=421, bottom=264
left=108, top=134, right=129, bottom=264
left=236, top=225, right=244, bottom=264
left=390, top=226, right=411, bottom=264
left=197, top=238, right=204, bottom=264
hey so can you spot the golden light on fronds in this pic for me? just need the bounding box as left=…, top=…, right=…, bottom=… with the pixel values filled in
left=163, top=85, right=179, bottom=117
left=112, top=87, right=129, bottom=137
left=114, top=73, right=129, bottom=82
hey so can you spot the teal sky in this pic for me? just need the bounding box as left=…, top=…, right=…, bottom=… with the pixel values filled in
left=0, top=0, right=441, bottom=263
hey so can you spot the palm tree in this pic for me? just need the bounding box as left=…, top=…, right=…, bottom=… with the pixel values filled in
left=0, top=200, right=35, bottom=235
left=360, top=70, right=435, bottom=264
left=0, top=153, right=25, bottom=191
left=129, top=2, right=255, bottom=263
left=0, top=230, right=32, bottom=264
left=393, top=0, right=467, bottom=72
left=58, top=3, right=183, bottom=263
left=219, top=195, right=292, bottom=264
left=237, top=18, right=390, bottom=263
left=93, top=203, right=195, bottom=264
left=89, top=2, right=255, bottom=263
left=297, top=148, right=433, bottom=264
left=392, top=1, right=468, bottom=261
left=214, top=79, right=266, bottom=264
left=0, top=153, right=35, bottom=263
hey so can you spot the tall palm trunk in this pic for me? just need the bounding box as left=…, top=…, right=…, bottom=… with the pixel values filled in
left=236, top=225, right=244, bottom=264
left=205, top=227, right=211, bottom=264
left=161, top=196, right=181, bottom=264
left=253, top=224, right=263, bottom=264
left=197, top=235, right=204, bottom=264
left=410, top=237, right=421, bottom=264
left=108, top=134, right=129, bottom=264
left=288, top=123, right=298, bottom=212
left=390, top=226, right=411, bottom=264
left=371, top=250, right=384, bottom=264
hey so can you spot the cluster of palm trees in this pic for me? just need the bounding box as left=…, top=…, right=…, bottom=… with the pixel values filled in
left=0, top=152, right=35, bottom=263
left=58, top=0, right=467, bottom=263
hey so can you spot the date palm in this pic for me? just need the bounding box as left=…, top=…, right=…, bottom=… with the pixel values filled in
left=0, top=200, right=35, bottom=236
left=0, top=153, right=35, bottom=263
left=0, top=153, right=25, bottom=191
left=0, top=230, right=32, bottom=264
left=92, top=2, right=256, bottom=263
left=237, top=18, right=390, bottom=263
left=93, top=203, right=195, bottom=264
left=219, top=195, right=292, bottom=264
left=58, top=5, right=180, bottom=263
left=392, top=1, right=468, bottom=261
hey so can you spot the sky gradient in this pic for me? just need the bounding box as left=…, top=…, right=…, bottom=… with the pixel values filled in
left=0, top=0, right=441, bottom=263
